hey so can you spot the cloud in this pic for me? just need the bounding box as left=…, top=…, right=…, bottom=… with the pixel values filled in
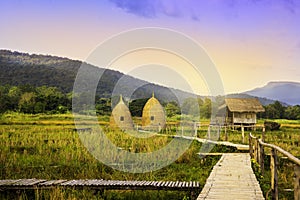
left=109, top=0, right=158, bottom=17
left=108, top=0, right=300, bottom=20
left=108, top=0, right=199, bottom=19
left=249, top=0, right=299, bottom=13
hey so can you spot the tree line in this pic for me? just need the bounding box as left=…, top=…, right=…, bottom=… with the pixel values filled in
left=0, top=84, right=71, bottom=114
left=0, top=85, right=213, bottom=118
left=1, top=84, right=300, bottom=120
left=261, top=100, right=300, bottom=120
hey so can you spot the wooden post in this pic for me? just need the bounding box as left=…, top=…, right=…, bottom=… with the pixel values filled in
left=257, top=140, right=261, bottom=165
left=208, top=125, right=211, bottom=139
left=224, top=126, right=228, bottom=141
left=270, top=149, right=278, bottom=200
left=262, top=126, right=266, bottom=142
left=194, top=122, right=197, bottom=137
left=259, top=142, right=265, bottom=174
left=241, top=125, right=245, bottom=143
left=294, top=165, right=300, bottom=200
left=254, top=138, right=258, bottom=161
left=249, top=133, right=253, bottom=159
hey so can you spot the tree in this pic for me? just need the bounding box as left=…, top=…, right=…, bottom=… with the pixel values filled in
left=36, top=86, right=67, bottom=113
left=19, top=92, right=36, bottom=113
left=165, top=101, right=180, bottom=117
left=273, top=101, right=285, bottom=119
left=0, top=85, right=10, bottom=113
left=264, top=101, right=286, bottom=119
left=129, top=98, right=148, bottom=117
left=181, top=97, right=202, bottom=116
left=200, top=98, right=212, bottom=119
left=284, top=105, right=300, bottom=120
left=7, top=86, right=21, bottom=111
left=96, top=98, right=112, bottom=115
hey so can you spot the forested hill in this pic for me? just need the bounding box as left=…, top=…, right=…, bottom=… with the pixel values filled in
left=0, top=50, right=194, bottom=102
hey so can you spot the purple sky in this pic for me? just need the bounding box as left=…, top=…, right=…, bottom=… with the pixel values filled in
left=1, top=0, right=300, bottom=94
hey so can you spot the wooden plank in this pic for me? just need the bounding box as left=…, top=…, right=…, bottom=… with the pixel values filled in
left=0, top=179, right=22, bottom=186
left=39, top=180, right=68, bottom=186
left=197, top=153, right=264, bottom=200
left=60, top=180, right=76, bottom=186
left=0, top=179, right=200, bottom=191
left=13, top=179, right=43, bottom=186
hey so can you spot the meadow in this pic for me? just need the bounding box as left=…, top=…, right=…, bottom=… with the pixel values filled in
left=1, top=113, right=299, bottom=199
left=0, top=113, right=222, bottom=200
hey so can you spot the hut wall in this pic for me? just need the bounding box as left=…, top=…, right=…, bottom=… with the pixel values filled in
left=232, top=112, right=256, bottom=124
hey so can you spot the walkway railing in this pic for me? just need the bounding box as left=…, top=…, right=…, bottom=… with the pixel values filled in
left=249, top=133, right=300, bottom=200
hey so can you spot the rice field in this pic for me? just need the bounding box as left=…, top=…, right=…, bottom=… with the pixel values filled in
left=0, top=113, right=221, bottom=200
left=1, top=113, right=299, bottom=199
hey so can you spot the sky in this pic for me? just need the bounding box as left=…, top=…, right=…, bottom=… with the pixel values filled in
left=1, top=0, right=300, bottom=95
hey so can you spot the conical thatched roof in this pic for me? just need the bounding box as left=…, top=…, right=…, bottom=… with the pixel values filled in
left=110, top=95, right=134, bottom=130
left=224, top=98, right=265, bottom=113
left=142, top=93, right=166, bottom=130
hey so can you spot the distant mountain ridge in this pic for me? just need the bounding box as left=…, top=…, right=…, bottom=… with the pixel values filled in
left=244, top=81, right=300, bottom=105
left=1, top=49, right=295, bottom=106
left=0, top=49, right=195, bottom=103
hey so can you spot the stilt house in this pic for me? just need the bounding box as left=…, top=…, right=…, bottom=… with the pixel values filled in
left=221, top=98, right=265, bottom=126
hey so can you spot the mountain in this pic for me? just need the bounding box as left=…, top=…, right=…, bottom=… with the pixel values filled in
left=2, top=50, right=293, bottom=106
left=244, top=81, right=300, bottom=105
left=0, top=50, right=195, bottom=103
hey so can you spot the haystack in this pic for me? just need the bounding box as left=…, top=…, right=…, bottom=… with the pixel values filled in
left=110, top=95, right=134, bottom=130
left=142, top=93, right=166, bottom=131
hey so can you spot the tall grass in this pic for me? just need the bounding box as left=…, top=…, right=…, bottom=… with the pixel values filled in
left=0, top=113, right=223, bottom=199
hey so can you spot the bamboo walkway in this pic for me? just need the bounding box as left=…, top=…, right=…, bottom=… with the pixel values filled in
left=0, top=179, right=200, bottom=191
left=197, top=153, right=264, bottom=200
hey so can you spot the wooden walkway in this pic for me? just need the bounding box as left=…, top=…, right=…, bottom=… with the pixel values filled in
left=0, top=179, right=200, bottom=191
left=178, top=135, right=249, bottom=151
left=197, top=153, right=264, bottom=200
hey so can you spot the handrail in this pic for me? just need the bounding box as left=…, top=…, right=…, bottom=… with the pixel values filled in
left=249, top=132, right=300, bottom=200
left=258, top=139, right=300, bottom=166
left=249, top=132, right=257, bottom=139
left=249, top=132, right=300, bottom=166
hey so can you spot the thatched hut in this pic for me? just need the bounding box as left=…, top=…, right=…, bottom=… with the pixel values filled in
left=110, top=95, right=134, bottom=130
left=142, top=93, right=166, bottom=131
left=220, top=98, right=265, bottom=126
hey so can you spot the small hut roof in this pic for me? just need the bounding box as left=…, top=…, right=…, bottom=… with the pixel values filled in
left=224, top=98, right=265, bottom=113
left=110, top=95, right=133, bottom=129
left=142, top=93, right=166, bottom=128
left=143, top=94, right=161, bottom=110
